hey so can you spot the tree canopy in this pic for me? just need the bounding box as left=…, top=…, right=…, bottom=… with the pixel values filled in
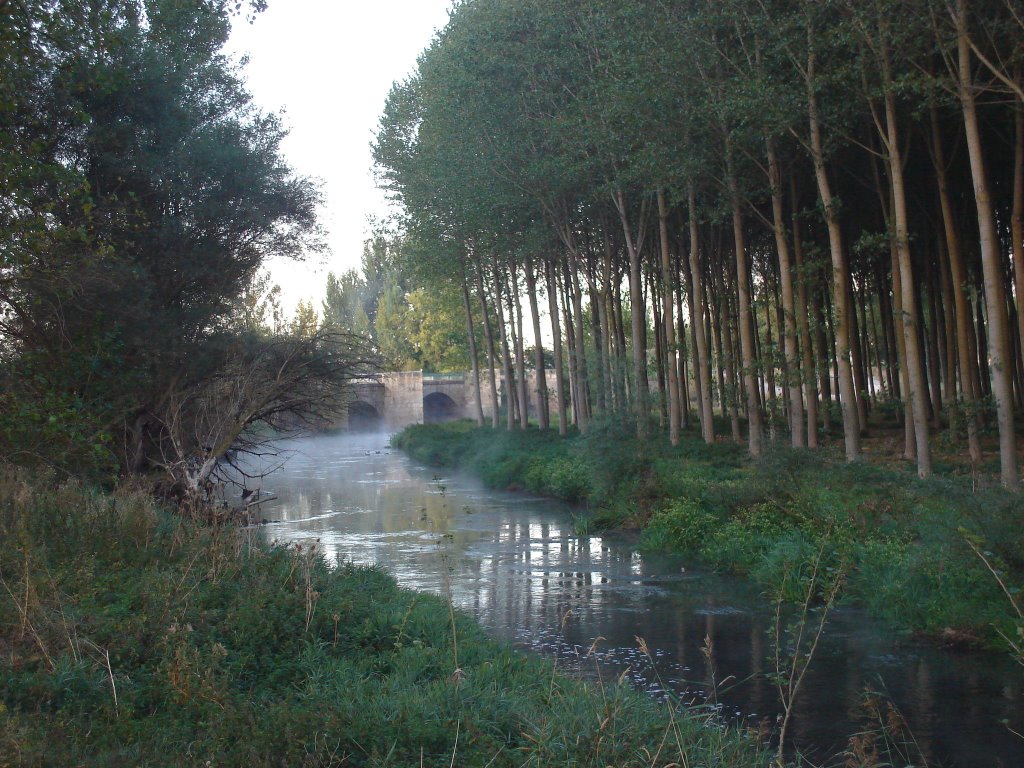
left=376, top=0, right=1024, bottom=485
left=1, top=0, right=373, bottom=491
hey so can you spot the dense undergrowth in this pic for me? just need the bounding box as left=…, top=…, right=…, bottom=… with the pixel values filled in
left=0, top=466, right=770, bottom=767
left=393, top=420, right=1024, bottom=648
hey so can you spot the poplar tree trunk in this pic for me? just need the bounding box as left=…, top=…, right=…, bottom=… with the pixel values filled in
left=710, top=269, right=728, bottom=423
left=719, top=261, right=743, bottom=442
left=890, top=235, right=917, bottom=460
left=877, top=263, right=897, bottom=398
left=651, top=273, right=667, bottom=426
left=727, top=164, right=763, bottom=456
left=926, top=273, right=944, bottom=430
left=545, top=257, right=568, bottom=436
left=867, top=286, right=884, bottom=402
left=929, top=104, right=982, bottom=463
left=791, top=180, right=819, bottom=448
left=473, top=254, right=501, bottom=428
left=509, top=263, right=530, bottom=430
left=871, top=147, right=915, bottom=454
left=813, top=277, right=832, bottom=431
left=585, top=262, right=608, bottom=414
left=613, top=264, right=630, bottom=406
left=939, top=239, right=958, bottom=404
left=1012, top=98, right=1024, bottom=418
left=677, top=277, right=691, bottom=430
left=525, top=256, right=549, bottom=430
left=775, top=269, right=790, bottom=424
left=883, top=62, right=932, bottom=476
left=956, top=0, right=1018, bottom=487
left=560, top=259, right=584, bottom=432
left=688, top=187, right=715, bottom=443
left=614, top=188, right=650, bottom=439
left=976, top=296, right=991, bottom=397
left=658, top=190, right=681, bottom=445
left=763, top=286, right=778, bottom=439
left=599, top=237, right=617, bottom=412
left=568, top=256, right=591, bottom=431
left=848, top=280, right=870, bottom=431
left=491, top=255, right=516, bottom=430
left=858, top=284, right=876, bottom=406
left=460, top=266, right=485, bottom=426
left=808, top=41, right=860, bottom=460
left=768, top=141, right=804, bottom=447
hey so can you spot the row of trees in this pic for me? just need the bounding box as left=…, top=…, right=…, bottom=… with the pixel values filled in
left=374, top=0, right=1024, bottom=486
left=321, top=234, right=488, bottom=373
left=0, top=0, right=373, bottom=493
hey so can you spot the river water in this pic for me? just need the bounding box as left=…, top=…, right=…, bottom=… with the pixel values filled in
left=251, top=432, right=1021, bottom=767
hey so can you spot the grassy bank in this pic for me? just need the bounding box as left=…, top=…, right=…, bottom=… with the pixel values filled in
left=393, top=420, right=1024, bottom=648
left=0, top=467, right=769, bottom=767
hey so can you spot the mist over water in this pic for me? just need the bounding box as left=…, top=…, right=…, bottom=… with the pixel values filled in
left=251, top=432, right=1022, bottom=767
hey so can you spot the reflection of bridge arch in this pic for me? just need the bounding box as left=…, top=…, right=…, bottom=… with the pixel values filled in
left=347, top=400, right=383, bottom=432
left=423, top=391, right=460, bottom=423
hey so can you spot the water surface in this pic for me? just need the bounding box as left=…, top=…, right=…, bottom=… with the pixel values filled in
left=252, top=433, right=1022, bottom=767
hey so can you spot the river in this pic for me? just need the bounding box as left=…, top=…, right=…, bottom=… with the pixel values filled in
left=249, top=432, right=1021, bottom=767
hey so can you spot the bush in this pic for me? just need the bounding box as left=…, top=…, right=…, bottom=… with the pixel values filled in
left=641, top=497, right=719, bottom=553
left=701, top=502, right=796, bottom=573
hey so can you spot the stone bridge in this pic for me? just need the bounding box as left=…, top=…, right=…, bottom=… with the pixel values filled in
left=340, top=372, right=488, bottom=431
left=338, top=370, right=557, bottom=431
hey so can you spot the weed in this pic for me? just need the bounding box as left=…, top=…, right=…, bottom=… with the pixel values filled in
left=769, top=525, right=847, bottom=765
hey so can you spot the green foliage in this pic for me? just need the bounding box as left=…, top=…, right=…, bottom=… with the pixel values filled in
left=390, top=420, right=479, bottom=466
left=405, top=286, right=475, bottom=373
left=1, top=0, right=323, bottom=481
left=849, top=537, right=1012, bottom=638
left=701, top=502, right=797, bottom=574
left=0, top=466, right=770, bottom=767
left=641, top=498, right=719, bottom=553
left=526, top=456, right=589, bottom=503
left=0, top=343, right=130, bottom=482
left=322, top=233, right=485, bottom=373
left=394, top=423, right=590, bottom=503
left=289, top=299, right=320, bottom=339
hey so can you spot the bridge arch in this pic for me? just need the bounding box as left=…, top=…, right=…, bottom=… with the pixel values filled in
left=347, top=400, right=383, bottom=432
left=423, top=391, right=460, bottom=423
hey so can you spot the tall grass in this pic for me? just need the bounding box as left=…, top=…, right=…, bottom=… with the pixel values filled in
left=0, top=465, right=770, bottom=767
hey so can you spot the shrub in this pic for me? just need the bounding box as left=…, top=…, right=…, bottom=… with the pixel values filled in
left=701, top=502, right=796, bottom=573
left=641, top=498, right=719, bottom=553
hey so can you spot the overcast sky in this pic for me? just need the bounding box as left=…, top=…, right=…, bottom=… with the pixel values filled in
left=226, top=0, right=454, bottom=313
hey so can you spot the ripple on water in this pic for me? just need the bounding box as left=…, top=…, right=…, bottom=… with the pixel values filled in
left=275, top=509, right=344, bottom=524
left=693, top=605, right=748, bottom=617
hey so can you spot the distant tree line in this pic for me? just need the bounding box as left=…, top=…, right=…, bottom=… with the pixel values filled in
left=321, top=233, right=491, bottom=374
left=374, top=0, right=1024, bottom=486
left=0, top=0, right=374, bottom=496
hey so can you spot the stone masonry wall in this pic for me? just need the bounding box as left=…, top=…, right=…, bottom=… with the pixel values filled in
left=382, top=371, right=423, bottom=429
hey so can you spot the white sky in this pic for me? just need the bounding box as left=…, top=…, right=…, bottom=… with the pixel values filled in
left=226, top=0, right=454, bottom=314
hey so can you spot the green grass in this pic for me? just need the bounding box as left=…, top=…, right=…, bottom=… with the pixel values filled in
left=0, top=466, right=770, bottom=767
left=393, top=420, right=1024, bottom=648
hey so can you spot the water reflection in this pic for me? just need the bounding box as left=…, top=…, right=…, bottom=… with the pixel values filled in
left=253, top=433, right=1022, bottom=768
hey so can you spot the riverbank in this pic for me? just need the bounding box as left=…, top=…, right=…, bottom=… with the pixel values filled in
left=0, top=466, right=770, bottom=767
left=392, top=420, right=1024, bottom=649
